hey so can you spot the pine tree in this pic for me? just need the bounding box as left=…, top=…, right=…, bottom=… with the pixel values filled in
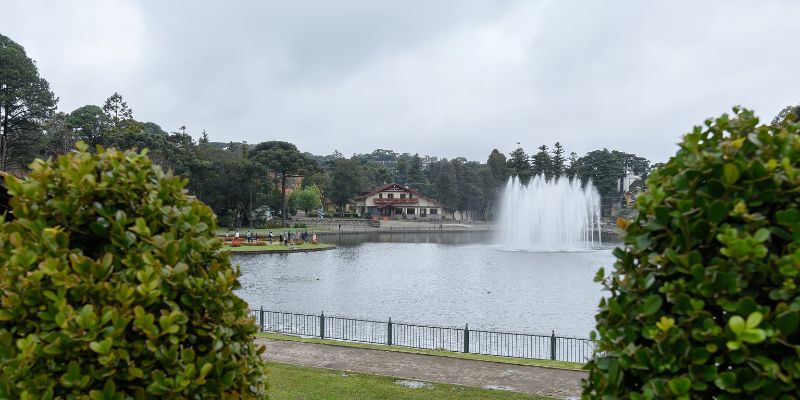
left=551, top=142, right=566, bottom=179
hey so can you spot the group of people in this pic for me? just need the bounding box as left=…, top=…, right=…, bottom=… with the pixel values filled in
left=224, top=230, right=260, bottom=242
left=225, top=229, right=317, bottom=245
left=270, top=230, right=315, bottom=245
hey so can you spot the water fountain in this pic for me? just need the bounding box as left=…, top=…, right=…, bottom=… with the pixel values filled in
left=496, top=175, right=602, bottom=251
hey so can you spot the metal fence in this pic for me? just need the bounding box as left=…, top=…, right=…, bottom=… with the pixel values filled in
left=250, top=308, right=595, bottom=363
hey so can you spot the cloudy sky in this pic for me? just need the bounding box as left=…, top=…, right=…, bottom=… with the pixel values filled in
left=5, top=0, right=799, bottom=163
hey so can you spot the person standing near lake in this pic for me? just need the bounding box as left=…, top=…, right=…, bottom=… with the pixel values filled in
left=268, top=231, right=273, bottom=245
left=302, top=230, right=308, bottom=244
left=235, top=230, right=240, bottom=239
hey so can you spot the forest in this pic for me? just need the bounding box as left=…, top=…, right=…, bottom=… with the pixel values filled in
left=1, top=33, right=653, bottom=227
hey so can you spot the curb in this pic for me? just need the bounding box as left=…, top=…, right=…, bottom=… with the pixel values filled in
left=227, top=245, right=337, bottom=254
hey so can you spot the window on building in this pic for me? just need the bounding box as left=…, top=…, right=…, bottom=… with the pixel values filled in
left=388, top=193, right=394, bottom=199
left=400, top=194, right=406, bottom=199
left=407, top=208, right=415, bottom=214
left=379, top=193, right=383, bottom=198
left=409, top=194, right=413, bottom=198
left=430, top=208, right=438, bottom=215
left=421, top=208, right=427, bottom=216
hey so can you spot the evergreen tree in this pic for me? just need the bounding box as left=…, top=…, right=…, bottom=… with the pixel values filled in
left=565, top=151, right=579, bottom=180
left=250, top=141, right=316, bottom=226
left=551, top=142, right=566, bottom=178
left=507, top=146, right=532, bottom=183
left=42, top=112, right=74, bottom=158
left=0, top=34, right=57, bottom=170
left=531, top=145, right=553, bottom=179
left=408, top=153, right=424, bottom=185
left=329, top=158, right=361, bottom=215
left=102, top=92, right=134, bottom=133
left=66, top=105, right=110, bottom=149
left=487, top=149, right=510, bottom=188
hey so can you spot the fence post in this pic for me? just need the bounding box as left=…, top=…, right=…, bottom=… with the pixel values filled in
left=463, top=324, right=469, bottom=353
left=387, top=318, right=392, bottom=346
left=320, top=311, right=325, bottom=339
left=259, top=306, right=264, bottom=333
left=550, top=330, right=556, bottom=360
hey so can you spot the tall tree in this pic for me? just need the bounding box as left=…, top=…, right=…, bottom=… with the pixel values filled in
left=507, top=146, right=532, bottom=183
left=250, top=141, right=316, bottom=227
left=199, top=129, right=209, bottom=144
left=565, top=151, right=579, bottom=180
left=329, top=158, right=361, bottom=214
left=575, top=149, right=651, bottom=208
left=42, top=112, right=74, bottom=157
left=394, top=153, right=410, bottom=184
left=551, top=142, right=566, bottom=179
left=485, top=149, right=510, bottom=218
left=531, top=144, right=553, bottom=179
left=408, top=153, right=424, bottom=185
left=102, top=92, right=133, bottom=132
left=0, top=34, right=57, bottom=170
left=291, top=185, right=323, bottom=215
left=66, top=105, right=110, bottom=149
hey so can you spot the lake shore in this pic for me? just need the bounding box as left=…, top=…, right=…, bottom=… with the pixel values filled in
left=224, top=243, right=336, bottom=254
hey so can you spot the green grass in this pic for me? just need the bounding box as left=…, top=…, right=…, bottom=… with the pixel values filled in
left=258, top=333, right=585, bottom=371
left=267, top=361, right=554, bottom=400
left=224, top=243, right=335, bottom=253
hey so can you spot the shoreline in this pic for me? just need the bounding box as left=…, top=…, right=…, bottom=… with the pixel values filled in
left=224, top=243, right=337, bottom=254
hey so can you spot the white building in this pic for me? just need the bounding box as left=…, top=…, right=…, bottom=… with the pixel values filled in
left=354, top=183, right=448, bottom=219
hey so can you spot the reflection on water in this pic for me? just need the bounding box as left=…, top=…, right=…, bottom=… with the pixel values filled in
left=233, top=232, right=617, bottom=337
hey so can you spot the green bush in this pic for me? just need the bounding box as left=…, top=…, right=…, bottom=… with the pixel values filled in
left=0, top=144, right=268, bottom=398
left=584, top=108, right=800, bottom=399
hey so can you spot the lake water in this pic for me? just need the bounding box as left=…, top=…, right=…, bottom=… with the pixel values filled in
left=233, top=232, right=617, bottom=338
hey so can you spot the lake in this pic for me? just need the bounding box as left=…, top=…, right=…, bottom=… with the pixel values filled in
left=233, top=232, right=617, bottom=338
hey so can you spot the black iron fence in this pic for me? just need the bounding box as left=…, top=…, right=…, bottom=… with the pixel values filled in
left=250, top=308, right=595, bottom=363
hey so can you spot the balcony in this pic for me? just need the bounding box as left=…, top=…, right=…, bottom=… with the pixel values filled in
left=373, top=198, right=419, bottom=205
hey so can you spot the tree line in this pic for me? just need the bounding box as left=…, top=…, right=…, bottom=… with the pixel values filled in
left=2, top=32, right=657, bottom=226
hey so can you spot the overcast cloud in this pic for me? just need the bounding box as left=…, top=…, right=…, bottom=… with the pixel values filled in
left=5, top=0, right=799, bottom=163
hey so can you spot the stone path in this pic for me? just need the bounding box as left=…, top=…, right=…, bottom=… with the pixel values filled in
left=256, top=338, right=586, bottom=399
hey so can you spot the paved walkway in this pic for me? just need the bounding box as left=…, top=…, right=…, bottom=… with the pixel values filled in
left=256, top=339, right=586, bottom=399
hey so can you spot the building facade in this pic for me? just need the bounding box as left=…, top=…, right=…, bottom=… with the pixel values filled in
left=354, top=183, right=448, bottom=219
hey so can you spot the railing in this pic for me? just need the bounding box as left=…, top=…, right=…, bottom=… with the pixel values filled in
left=250, top=308, right=595, bottom=363
left=373, top=198, right=420, bottom=205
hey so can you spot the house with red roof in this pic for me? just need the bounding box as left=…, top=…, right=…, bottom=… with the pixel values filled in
left=353, top=183, right=448, bottom=220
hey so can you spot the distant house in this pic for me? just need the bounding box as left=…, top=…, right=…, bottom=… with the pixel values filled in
left=354, top=183, right=448, bottom=219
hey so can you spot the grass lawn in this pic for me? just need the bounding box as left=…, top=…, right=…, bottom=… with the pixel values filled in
left=258, top=333, right=585, bottom=371
left=267, top=362, right=554, bottom=400
left=224, top=243, right=335, bottom=253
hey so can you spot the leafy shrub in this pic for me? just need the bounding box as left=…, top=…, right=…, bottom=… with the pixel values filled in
left=584, top=108, right=800, bottom=399
left=0, top=144, right=267, bottom=398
